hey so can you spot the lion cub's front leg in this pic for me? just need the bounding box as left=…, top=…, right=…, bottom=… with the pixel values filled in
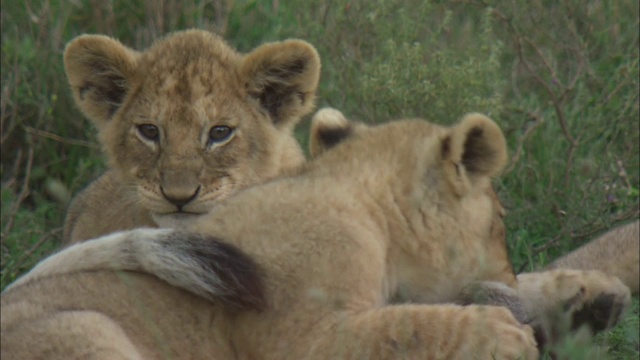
left=516, top=269, right=631, bottom=344
left=278, top=304, right=538, bottom=360
left=456, top=268, right=631, bottom=353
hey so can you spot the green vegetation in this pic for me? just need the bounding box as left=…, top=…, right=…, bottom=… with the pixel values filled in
left=1, top=0, right=638, bottom=358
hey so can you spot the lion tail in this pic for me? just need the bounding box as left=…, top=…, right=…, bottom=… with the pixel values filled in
left=4, top=228, right=266, bottom=310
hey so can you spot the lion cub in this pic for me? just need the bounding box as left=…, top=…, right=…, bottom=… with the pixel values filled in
left=4, top=110, right=540, bottom=359
left=62, top=29, right=321, bottom=243
left=546, top=220, right=639, bottom=294
left=311, top=109, right=634, bottom=345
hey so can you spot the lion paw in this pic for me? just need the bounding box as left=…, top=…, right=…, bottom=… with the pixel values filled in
left=517, top=268, right=632, bottom=344
left=560, top=270, right=632, bottom=332
left=458, top=306, right=540, bottom=360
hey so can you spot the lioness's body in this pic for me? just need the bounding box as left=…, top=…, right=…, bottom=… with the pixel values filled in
left=61, top=30, right=320, bottom=243
left=3, top=113, right=540, bottom=359
left=546, top=220, right=639, bottom=294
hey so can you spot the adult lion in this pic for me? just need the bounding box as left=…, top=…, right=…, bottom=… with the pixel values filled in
left=61, top=29, right=320, bottom=243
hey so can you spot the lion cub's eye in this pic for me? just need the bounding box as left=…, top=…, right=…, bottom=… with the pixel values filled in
left=208, top=125, right=234, bottom=145
left=137, top=124, right=160, bottom=142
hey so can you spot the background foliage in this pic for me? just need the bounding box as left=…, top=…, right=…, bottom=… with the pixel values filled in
left=1, top=0, right=638, bottom=358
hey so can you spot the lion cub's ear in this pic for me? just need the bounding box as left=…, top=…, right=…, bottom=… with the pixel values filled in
left=309, top=108, right=356, bottom=157
left=241, top=40, right=321, bottom=129
left=64, top=35, right=139, bottom=127
left=441, top=113, right=507, bottom=196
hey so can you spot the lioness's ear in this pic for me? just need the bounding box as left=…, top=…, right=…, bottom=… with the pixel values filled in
left=64, top=35, right=138, bottom=127
left=309, top=108, right=355, bottom=157
left=441, top=113, right=507, bottom=195
left=241, top=40, right=321, bottom=129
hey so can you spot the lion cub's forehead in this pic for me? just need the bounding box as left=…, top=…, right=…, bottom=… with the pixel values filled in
left=142, top=31, right=242, bottom=70
left=364, top=120, right=445, bottom=148
left=129, top=97, right=223, bottom=129
left=126, top=34, right=253, bottom=128
left=323, top=120, right=446, bottom=168
left=137, top=32, right=245, bottom=103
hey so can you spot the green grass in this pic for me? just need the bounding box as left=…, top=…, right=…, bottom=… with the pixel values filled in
left=1, top=0, right=638, bottom=358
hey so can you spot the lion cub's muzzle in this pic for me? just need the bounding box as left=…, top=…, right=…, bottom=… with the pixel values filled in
left=151, top=183, right=208, bottom=229
left=157, top=167, right=203, bottom=213
left=160, top=185, right=201, bottom=212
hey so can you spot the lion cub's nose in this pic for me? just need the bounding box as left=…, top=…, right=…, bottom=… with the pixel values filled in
left=161, top=186, right=201, bottom=210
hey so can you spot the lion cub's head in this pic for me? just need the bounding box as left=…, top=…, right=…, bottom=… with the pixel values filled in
left=64, top=30, right=320, bottom=225
left=309, top=108, right=516, bottom=287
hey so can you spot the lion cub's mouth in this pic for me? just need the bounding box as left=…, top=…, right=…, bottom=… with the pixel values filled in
left=151, top=211, right=207, bottom=229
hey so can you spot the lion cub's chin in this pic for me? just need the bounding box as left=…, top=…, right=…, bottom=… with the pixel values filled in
left=152, top=212, right=207, bottom=230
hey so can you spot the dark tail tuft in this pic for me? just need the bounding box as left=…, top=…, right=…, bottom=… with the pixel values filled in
left=157, top=232, right=267, bottom=311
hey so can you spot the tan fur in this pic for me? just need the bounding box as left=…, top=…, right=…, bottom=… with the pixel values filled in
left=545, top=220, right=639, bottom=294
left=62, top=29, right=321, bottom=243
left=2, top=110, right=540, bottom=359
left=517, top=269, right=631, bottom=340
left=504, top=221, right=639, bottom=345
left=309, top=110, right=634, bottom=343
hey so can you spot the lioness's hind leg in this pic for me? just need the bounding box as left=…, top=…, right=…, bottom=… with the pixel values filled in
left=1, top=311, right=143, bottom=360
